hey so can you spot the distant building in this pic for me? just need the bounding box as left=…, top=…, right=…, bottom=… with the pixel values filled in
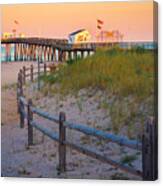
left=2, top=32, right=14, bottom=39
left=68, top=29, right=91, bottom=43
left=96, top=30, right=124, bottom=42
left=19, top=33, right=25, bottom=38
left=1, top=32, right=26, bottom=39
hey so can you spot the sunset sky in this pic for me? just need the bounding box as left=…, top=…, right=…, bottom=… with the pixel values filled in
left=1, top=1, right=154, bottom=41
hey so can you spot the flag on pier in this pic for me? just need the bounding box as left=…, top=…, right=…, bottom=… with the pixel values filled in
left=97, top=19, right=104, bottom=30
left=14, top=20, right=19, bottom=24
left=97, top=19, right=104, bottom=24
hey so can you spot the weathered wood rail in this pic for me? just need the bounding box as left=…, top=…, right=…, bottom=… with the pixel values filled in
left=16, top=64, right=158, bottom=180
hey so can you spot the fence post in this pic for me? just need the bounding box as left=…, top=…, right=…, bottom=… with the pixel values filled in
left=44, top=63, right=47, bottom=75
left=142, top=118, right=158, bottom=180
left=27, top=99, right=33, bottom=146
left=17, top=74, right=20, bottom=113
left=30, top=64, right=33, bottom=82
left=19, top=98, right=25, bottom=128
left=38, top=60, right=40, bottom=90
left=58, top=112, right=66, bottom=173
left=23, top=66, right=26, bottom=84
left=19, top=70, right=23, bottom=96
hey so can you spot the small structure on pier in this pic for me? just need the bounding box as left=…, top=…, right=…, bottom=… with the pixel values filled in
left=68, top=29, right=91, bottom=43
left=2, top=32, right=14, bottom=39
left=19, top=33, right=26, bottom=38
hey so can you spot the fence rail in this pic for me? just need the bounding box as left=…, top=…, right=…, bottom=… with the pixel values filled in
left=16, top=63, right=158, bottom=180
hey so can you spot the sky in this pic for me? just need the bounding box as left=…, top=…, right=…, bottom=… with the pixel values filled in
left=1, top=1, right=155, bottom=41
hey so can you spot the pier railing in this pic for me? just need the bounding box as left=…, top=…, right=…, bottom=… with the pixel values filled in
left=17, top=64, right=158, bottom=180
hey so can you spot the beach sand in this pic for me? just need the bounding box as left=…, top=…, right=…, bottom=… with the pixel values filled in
left=1, top=61, right=141, bottom=179
left=1, top=61, right=38, bottom=86
left=1, top=61, right=38, bottom=125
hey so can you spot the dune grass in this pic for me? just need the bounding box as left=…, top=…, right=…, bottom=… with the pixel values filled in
left=41, top=47, right=155, bottom=100
left=40, top=47, right=156, bottom=137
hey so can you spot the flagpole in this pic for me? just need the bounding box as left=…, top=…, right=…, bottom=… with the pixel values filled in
left=14, top=20, right=19, bottom=37
left=97, top=19, right=104, bottom=43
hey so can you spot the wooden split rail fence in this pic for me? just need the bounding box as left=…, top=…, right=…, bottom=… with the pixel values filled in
left=17, top=63, right=158, bottom=180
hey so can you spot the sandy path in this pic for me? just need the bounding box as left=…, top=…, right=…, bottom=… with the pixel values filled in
left=1, top=61, right=38, bottom=86
left=1, top=61, right=38, bottom=125
left=1, top=88, right=19, bottom=125
left=1, top=61, right=67, bottom=178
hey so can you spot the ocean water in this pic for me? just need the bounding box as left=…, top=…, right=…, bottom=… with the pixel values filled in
left=0, top=44, right=60, bottom=62
left=1, top=44, right=15, bottom=62
left=119, top=42, right=157, bottom=50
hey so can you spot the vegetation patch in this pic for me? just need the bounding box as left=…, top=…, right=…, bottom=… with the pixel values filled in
left=41, top=47, right=155, bottom=100
left=120, top=154, right=137, bottom=166
left=2, top=83, right=17, bottom=90
left=40, top=47, right=155, bottom=137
